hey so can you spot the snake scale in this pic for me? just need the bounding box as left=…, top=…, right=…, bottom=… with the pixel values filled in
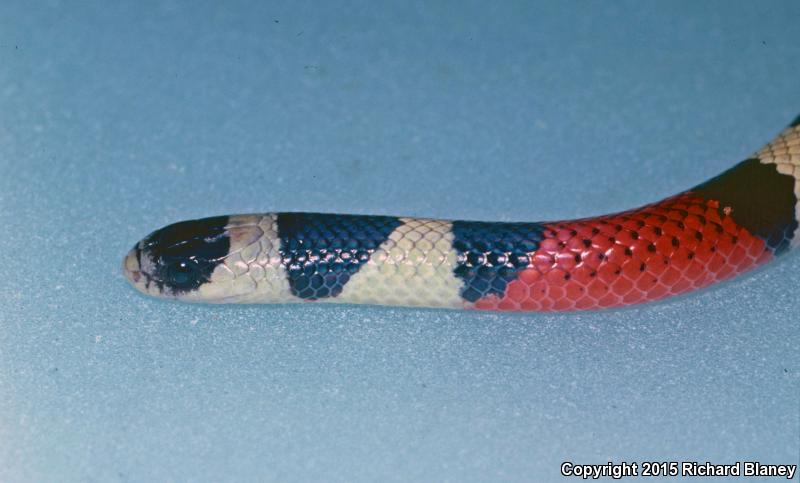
left=123, top=116, right=800, bottom=311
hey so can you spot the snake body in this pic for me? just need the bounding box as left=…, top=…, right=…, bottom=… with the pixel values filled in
left=123, top=117, right=800, bottom=311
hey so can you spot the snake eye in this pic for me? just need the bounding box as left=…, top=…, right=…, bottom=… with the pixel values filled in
left=166, top=259, right=198, bottom=285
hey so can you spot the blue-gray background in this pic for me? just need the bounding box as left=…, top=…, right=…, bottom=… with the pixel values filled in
left=1, top=1, right=798, bottom=482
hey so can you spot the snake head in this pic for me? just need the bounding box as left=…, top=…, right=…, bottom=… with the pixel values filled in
left=123, top=215, right=231, bottom=300
left=123, top=215, right=266, bottom=302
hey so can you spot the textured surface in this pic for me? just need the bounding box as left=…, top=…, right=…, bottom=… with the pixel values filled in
left=756, top=123, right=800, bottom=241
left=2, top=1, right=799, bottom=482
left=277, top=212, right=402, bottom=299
left=337, top=218, right=464, bottom=308
left=474, top=193, right=773, bottom=311
left=452, top=220, right=545, bottom=302
left=205, top=214, right=295, bottom=304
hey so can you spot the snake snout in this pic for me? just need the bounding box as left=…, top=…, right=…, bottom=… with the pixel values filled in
left=123, top=244, right=142, bottom=284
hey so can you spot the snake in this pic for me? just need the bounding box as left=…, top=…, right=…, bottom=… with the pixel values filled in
left=123, top=116, right=800, bottom=311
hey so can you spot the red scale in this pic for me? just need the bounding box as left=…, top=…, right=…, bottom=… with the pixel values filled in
left=474, top=194, right=771, bottom=311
